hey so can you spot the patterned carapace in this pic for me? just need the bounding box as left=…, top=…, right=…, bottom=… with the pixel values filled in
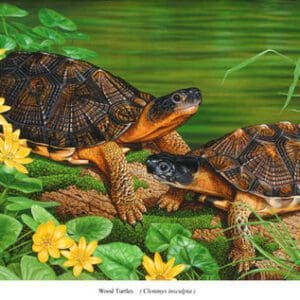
left=0, top=52, right=150, bottom=147
left=202, top=122, right=300, bottom=200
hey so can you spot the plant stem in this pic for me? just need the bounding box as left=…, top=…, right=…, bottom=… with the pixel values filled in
left=1, top=17, right=8, bottom=36
left=7, top=240, right=32, bottom=253
left=0, top=187, right=9, bottom=205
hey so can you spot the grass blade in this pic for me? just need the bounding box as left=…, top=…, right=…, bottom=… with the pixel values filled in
left=281, top=58, right=300, bottom=112
left=222, top=49, right=295, bottom=85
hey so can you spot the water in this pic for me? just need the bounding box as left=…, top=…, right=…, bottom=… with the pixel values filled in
left=9, top=0, right=300, bottom=147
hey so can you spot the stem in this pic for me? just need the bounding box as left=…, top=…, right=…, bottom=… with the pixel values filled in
left=1, top=17, right=8, bottom=36
left=7, top=240, right=32, bottom=253
left=16, top=230, right=34, bottom=242
left=0, top=187, right=9, bottom=205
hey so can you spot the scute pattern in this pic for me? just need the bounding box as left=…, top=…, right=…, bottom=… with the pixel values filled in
left=0, top=52, right=149, bottom=147
left=203, top=122, right=300, bottom=198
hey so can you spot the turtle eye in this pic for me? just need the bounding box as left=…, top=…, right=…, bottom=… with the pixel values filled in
left=172, top=93, right=181, bottom=103
left=158, top=161, right=171, bottom=173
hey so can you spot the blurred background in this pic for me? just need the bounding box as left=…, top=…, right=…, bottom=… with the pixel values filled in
left=6, top=0, right=300, bottom=147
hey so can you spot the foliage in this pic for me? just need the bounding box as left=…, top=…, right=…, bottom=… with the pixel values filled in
left=241, top=212, right=300, bottom=280
left=222, top=48, right=300, bottom=112
left=0, top=3, right=96, bottom=59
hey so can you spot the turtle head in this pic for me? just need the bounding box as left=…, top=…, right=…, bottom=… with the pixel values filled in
left=146, top=152, right=200, bottom=188
left=118, top=88, right=201, bottom=143
left=147, top=87, right=202, bottom=124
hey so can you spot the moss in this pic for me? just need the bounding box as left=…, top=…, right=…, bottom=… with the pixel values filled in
left=28, top=154, right=83, bottom=178
left=126, top=150, right=151, bottom=163
left=253, top=234, right=279, bottom=253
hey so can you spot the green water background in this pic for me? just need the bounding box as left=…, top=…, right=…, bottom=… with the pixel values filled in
left=8, top=0, right=300, bottom=147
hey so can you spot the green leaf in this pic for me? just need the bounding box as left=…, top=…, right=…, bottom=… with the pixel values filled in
left=0, top=165, right=43, bottom=193
left=32, top=26, right=65, bottom=45
left=222, top=49, right=295, bottom=85
left=6, top=196, right=59, bottom=212
left=38, top=8, right=77, bottom=31
left=0, top=34, right=16, bottom=50
left=282, top=58, right=300, bottom=112
left=0, top=214, right=22, bottom=253
left=0, top=4, right=28, bottom=17
left=62, top=46, right=97, bottom=59
left=61, top=31, right=90, bottom=40
left=145, top=223, right=191, bottom=252
left=14, top=33, right=43, bottom=51
left=7, top=263, right=22, bottom=278
left=58, top=271, right=96, bottom=280
left=21, top=255, right=56, bottom=280
left=167, top=235, right=219, bottom=275
left=66, top=216, right=113, bottom=242
left=0, top=266, right=20, bottom=279
left=95, top=242, right=143, bottom=280
left=31, top=205, right=59, bottom=225
left=21, top=214, right=39, bottom=231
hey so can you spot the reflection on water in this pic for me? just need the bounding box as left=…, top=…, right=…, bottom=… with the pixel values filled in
left=12, top=0, right=300, bottom=147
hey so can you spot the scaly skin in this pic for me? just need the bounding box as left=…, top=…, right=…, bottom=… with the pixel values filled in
left=77, top=141, right=146, bottom=224
left=155, top=130, right=191, bottom=211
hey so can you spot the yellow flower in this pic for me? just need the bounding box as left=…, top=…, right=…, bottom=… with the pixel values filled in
left=2, top=123, right=27, bottom=146
left=0, top=131, right=32, bottom=173
left=0, top=49, right=6, bottom=56
left=0, top=97, right=10, bottom=125
left=143, top=252, right=185, bottom=280
left=32, top=220, right=74, bottom=263
left=61, top=237, right=102, bottom=277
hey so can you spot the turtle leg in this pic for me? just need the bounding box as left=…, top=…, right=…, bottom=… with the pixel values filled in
left=154, top=130, right=190, bottom=212
left=228, top=198, right=255, bottom=275
left=77, top=141, right=146, bottom=225
left=229, top=192, right=283, bottom=280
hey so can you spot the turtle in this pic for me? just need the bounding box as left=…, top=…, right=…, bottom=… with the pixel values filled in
left=146, top=122, right=300, bottom=277
left=0, top=51, right=202, bottom=225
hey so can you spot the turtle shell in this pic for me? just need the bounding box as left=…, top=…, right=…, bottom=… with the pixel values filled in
left=202, top=122, right=300, bottom=200
left=0, top=52, right=153, bottom=148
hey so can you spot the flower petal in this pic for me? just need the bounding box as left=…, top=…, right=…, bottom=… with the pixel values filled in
left=49, top=247, right=61, bottom=258
left=0, top=115, right=8, bottom=125
left=53, top=224, right=67, bottom=240
left=57, top=237, right=74, bottom=249
left=15, top=146, right=31, bottom=158
left=61, top=250, right=71, bottom=259
left=78, top=237, right=87, bottom=252
left=73, top=265, right=83, bottom=277
left=86, top=240, right=97, bottom=255
left=0, top=105, right=10, bottom=113
left=142, top=255, right=156, bottom=276
left=32, top=244, right=43, bottom=253
left=64, top=260, right=76, bottom=267
left=166, top=264, right=186, bottom=279
left=83, top=262, right=94, bottom=273
left=89, top=256, right=102, bottom=265
left=12, top=162, right=28, bottom=174
left=154, top=252, right=164, bottom=274
left=38, top=250, right=49, bottom=263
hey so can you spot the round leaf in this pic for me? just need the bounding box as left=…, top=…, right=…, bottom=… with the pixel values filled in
left=21, top=214, right=38, bottom=231
left=38, top=8, right=77, bottom=31
left=21, top=255, right=56, bottom=280
left=0, top=214, right=22, bottom=253
left=0, top=165, right=43, bottom=193
left=6, top=196, right=58, bottom=212
left=0, top=4, right=28, bottom=17
left=62, top=46, right=97, bottom=59
left=32, top=26, right=65, bottom=45
left=167, top=235, right=219, bottom=275
left=0, top=266, right=20, bottom=280
left=58, top=271, right=96, bottom=280
left=0, top=34, right=16, bottom=50
left=145, top=223, right=191, bottom=252
left=95, top=242, right=143, bottom=280
left=61, top=31, right=90, bottom=40
left=31, top=204, right=59, bottom=225
left=66, top=216, right=112, bottom=242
